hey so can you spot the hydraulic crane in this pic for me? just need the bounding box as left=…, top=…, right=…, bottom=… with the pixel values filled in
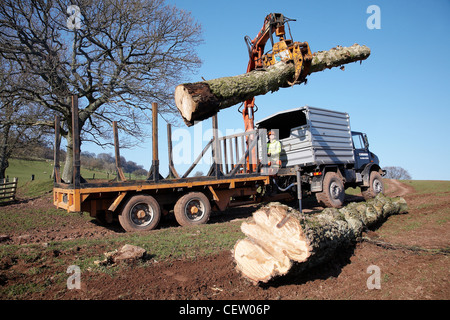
left=241, top=13, right=312, bottom=132
left=241, top=13, right=312, bottom=170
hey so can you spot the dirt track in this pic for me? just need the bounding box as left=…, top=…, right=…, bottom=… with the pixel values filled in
left=1, top=179, right=449, bottom=300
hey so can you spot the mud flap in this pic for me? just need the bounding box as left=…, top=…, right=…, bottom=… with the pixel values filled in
left=311, top=175, right=323, bottom=192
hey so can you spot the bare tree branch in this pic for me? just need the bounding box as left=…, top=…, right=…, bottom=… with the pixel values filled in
left=0, top=0, right=203, bottom=181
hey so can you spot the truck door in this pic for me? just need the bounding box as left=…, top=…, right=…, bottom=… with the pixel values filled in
left=352, top=132, right=370, bottom=170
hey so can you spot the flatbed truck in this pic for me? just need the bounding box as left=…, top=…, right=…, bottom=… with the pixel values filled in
left=53, top=100, right=276, bottom=232
left=53, top=100, right=385, bottom=232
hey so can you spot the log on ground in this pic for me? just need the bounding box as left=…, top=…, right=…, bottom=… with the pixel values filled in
left=233, top=194, right=408, bottom=283
left=175, top=44, right=371, bottom=126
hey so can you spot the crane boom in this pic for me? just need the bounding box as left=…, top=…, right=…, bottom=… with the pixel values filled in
left=241, top=13, right=312, bottom=172
left=242, top=13, right=312, bottom=132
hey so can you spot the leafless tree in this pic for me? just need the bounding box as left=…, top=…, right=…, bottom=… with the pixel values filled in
left=0, top=0, right=202, bottom=182
left=0, top=102, right=51, bottom=179
left=193, top=170, right=204, bottom=177
left=0, top=57, right=52, bottom=179
left=383, top=166, right=412, bottom=180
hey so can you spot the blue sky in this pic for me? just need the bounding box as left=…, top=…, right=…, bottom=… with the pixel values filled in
left=84, top=0, right=450, bottom=180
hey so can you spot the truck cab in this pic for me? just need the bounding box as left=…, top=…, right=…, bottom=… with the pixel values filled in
left=351, top=131, right=380, bottom=170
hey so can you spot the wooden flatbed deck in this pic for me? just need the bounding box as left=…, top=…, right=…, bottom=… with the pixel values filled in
left=54, top=174, right=270, bottom=214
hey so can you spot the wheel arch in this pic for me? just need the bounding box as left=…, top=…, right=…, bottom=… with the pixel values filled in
left=361, top=163, right=383, bottom=187
left=311, top=165, right=345, bottom=193
left=315, top=170, right=345, bottom=208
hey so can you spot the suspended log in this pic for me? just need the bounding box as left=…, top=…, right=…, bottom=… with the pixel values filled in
left=175, top=44, right=371, bottom=126
left=233, top=194, right=408, bottom=283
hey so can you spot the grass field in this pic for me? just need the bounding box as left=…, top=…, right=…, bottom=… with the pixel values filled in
left=1, top=158, right=449, bottom=299
left=402, top=180, right=450, bottom=195
left=5, top=158, right=54, bottom=187
left=4, top=158, right=146, bottom=198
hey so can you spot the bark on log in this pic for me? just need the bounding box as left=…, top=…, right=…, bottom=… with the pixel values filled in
left=233, top=194, right=408, bottom=283
left=175, top=44, right=371, bottom=126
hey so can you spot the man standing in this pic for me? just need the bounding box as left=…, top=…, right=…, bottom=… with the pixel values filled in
left=267, top=130, right=281, bottom=174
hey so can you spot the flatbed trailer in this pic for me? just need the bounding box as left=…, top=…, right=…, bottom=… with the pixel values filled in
left=53, top=174, right=272, bottom=232
left=53, top=99, right=287, bottom=232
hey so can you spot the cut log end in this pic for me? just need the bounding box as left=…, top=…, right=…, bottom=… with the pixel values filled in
left=233, top=195, right=408, bottom=283
left=175, top=83, right=220, bottom=127
left=234, top=238, right=292, bottom=283
left=234, top=203, right=311, bottom=283
left=174, top=85, right=194, bottom=122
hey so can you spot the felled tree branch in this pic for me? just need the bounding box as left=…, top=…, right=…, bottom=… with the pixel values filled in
left=175, top=44, right=370, bottom=126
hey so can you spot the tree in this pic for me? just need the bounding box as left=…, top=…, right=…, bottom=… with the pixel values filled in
left=0, top=57, right=52, bottom=179
left=0, top=0, right=202, bottom=182
left=0, top=100, right=51, bottom=179
left=193, top=170, right=204, bottom=177
left=383, top=166, right=412, bottom=180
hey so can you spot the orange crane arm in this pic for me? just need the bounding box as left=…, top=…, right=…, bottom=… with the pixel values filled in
left=242, top=13, right=287, bottom=132
left=240, top=13, right=312, bottom=172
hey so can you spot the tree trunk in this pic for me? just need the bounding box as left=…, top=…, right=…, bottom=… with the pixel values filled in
left=233, top=194, right=408, bottom=283
left=0, top=123, right=11, bottom=180
left=61, top=133, right=73, bottom=183
left=175, top=44, right=371, bottom=126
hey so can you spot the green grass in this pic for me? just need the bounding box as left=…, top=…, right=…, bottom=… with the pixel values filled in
left=19, top=180, right=54, bottom=198
left=0, top=205, right=244, bottom=298
left=2, top=158, right=242, bottom=267
left=5, top=158, right=54, bottom=187
left=345, top=186, right=361, bottom=195
left=5, top=158, right=146, bottom=195
left=0, top=219, right=244, bottom=285
left=402, top=180, right=450, bottom=194
left=344, top=180, right=450, bottom=197
left=376, top=180, right=450, bottom=241
left=0, top=204, right=91, bottom=234
left=55, top=221, right=242, bottom=265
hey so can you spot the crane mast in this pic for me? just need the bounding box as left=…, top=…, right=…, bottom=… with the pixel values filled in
left=242, top=13, right=311, bottom=132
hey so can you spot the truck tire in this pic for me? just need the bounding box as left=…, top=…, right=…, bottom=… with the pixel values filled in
left=315, top=172, right=345, bottom=208
left=361, top=171, right=384, bottom=200
left=174, top=192, right=211, bottom=227
left=119, top=194, right=161, bottom=232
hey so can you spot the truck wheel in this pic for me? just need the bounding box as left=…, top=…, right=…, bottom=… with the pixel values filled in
left=361, top=171, right=384, bottom=200
left=119, top=195, right=161, bottom=232
left=316, top=172, right=345, bottom=208
left=174, top=192, right=211, bottom=227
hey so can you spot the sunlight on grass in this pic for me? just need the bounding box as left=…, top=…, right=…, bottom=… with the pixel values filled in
left=402, top=180, right=450, bottom=194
